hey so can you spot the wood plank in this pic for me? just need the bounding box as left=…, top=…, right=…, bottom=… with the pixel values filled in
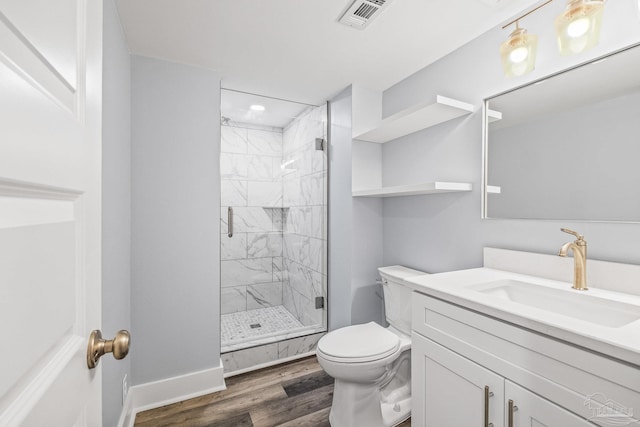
left=211, top=411, right=254, bottom=427
left=250, top=383, right=334, bottom=427
left=282, top=369, right=334, bottom=397
left=195, top=411, right=253, bottom=427
left=135, top=383, right=285, bottom=427
left=398, top=417, right=412, bottom=426
left=277, top=407, right=331, bottom=427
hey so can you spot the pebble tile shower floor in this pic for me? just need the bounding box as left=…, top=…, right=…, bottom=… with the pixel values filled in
left=221, top=306, right=303, bottom=347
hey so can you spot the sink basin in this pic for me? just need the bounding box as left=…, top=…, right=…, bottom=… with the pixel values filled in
left=406, top=264, right=640, bottom=365
left=469, top=279, right=640, bottom=328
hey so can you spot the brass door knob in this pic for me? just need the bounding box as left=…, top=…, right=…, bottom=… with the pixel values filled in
left=87, top=329, right=131, bottom=369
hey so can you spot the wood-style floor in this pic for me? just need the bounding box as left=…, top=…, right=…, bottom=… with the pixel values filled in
left=134, top=356, right=411, bottom=427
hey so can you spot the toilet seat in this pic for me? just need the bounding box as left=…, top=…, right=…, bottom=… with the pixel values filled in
left=317, top=322, right=400, bottom=363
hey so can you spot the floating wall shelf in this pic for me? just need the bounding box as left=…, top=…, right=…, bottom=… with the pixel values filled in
left=353, top=95, right=474, bottom=143
left=353, top=182, right=472, bottom=198
left=487, top=109, right=502, bottom=122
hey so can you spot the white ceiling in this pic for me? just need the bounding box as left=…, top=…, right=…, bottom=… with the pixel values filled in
left=115, top=0, right=541, bottom=106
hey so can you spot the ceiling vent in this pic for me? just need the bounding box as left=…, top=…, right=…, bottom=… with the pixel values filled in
left=338, top=0, right=393, bottom=29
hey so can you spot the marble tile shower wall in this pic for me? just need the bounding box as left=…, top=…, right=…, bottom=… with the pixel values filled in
left=220, top=124, right=285, bottom=315
left=282, top=105, right=328, bottom=327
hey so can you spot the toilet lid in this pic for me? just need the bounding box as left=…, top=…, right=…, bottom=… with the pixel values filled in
left=318, top=322, right=400, bottom=362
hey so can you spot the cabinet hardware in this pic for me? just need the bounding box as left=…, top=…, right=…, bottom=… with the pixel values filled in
left=508, top=399, right=518, bottom=427
left=228, top=207, right=233, bottom=238
left=484, top=386, right=494, bottom=427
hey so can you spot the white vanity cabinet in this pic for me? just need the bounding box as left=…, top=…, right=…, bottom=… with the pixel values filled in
left=411, top=291, right=640, bottom=427
left=414, top=335, right=595, bottom=426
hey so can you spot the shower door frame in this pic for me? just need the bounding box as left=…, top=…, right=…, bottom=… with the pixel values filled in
left=218, top=91, right=330, bottom=354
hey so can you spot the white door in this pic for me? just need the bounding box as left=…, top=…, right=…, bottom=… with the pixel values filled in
left=505, top=381, right=597, bottom=427
left=412, top=333, right=505, bottom=427
left=0, top=0, right=103, bottom=425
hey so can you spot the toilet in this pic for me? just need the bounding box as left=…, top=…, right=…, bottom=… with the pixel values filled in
left=316, top=265, right=427, bottom=427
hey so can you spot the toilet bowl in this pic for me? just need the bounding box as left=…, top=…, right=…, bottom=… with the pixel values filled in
left=317, top=266, right=427, bottom=427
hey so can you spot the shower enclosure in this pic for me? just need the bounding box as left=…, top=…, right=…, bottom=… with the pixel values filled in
left=219, top=89, right=328, bottom=363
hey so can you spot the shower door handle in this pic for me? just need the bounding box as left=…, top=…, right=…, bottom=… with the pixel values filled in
left=228, top=207, right=233, bottom=238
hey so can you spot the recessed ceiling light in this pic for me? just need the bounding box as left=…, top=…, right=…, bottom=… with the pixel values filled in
left=250, top=104, right=266, bottom=112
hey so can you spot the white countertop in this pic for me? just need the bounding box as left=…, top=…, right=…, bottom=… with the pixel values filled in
left=406, top=267, right=640, bottom=366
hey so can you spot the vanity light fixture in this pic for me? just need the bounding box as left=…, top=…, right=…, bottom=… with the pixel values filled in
left=499, top=0, right=608, bottom=77
left=500, top=20, right=538, bottom=77
left=499, top=0, right=553, bottom=78
left=250, top=104, right=266, bottom=112
left=555, top=0, right=605, bottom=55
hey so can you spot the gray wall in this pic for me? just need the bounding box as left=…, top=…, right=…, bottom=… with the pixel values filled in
left=102, top=1, right=131, bottom=425
left=351, top=140, right=385, bottom=325
left=380, top=0, right=640, bottom=272
left=351, top=196, right=384, bottom=325
left=329, top=88, right=386, bottom=328
left=131, top=56, right=221, bottom=385
left=328, top=87, right=353, bottom=330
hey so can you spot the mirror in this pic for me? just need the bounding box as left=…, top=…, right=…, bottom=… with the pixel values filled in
left=483, top=43, right=640, bottom=222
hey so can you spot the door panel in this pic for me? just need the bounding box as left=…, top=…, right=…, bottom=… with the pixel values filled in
left=0, top=218, right=76, bottom=398
left=0, top=0, right=78, bottom=86
left=0, top=0, right=102, bottom=425
left=0, top=0, right=78, bottom=112
left=506, top=381, right=597, bottom=427
left=413, top=333, right=504, bottom=427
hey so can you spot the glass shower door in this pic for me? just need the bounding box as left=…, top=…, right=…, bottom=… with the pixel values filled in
left=220, top=89, right=327, bottom=353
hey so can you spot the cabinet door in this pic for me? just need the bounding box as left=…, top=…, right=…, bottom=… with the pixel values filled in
left=412, top=333, right=504, bottom=427
left=505, top=381, right=595, bottom=427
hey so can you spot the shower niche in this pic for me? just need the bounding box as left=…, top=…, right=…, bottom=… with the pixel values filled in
left=220, top=89, right=328, bottom=372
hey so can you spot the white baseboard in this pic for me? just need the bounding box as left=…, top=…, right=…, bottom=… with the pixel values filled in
left=117, top=360, right=226, bottom=427
left=117, top=390, right=136, bottom=427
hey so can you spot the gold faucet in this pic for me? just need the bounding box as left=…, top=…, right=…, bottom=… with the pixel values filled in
left=558, top=228, right=588, bottom=291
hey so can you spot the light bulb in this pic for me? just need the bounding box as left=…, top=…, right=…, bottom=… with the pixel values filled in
left=567, top=17, right=590, bottom=37
left=509, top=47, right=529, bottom=63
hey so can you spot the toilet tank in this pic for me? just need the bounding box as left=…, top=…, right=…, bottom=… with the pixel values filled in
left=378, top=265, right=428, bottom=335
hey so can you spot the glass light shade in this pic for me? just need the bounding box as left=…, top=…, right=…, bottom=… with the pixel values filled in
left=500, top=27, right=538, bottom=77
left=555, top=0, right=604, bottom=55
